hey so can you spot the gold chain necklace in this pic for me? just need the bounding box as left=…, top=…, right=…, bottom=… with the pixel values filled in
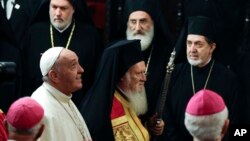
left=145, top=46, right=154, bottom=76
left=191, top=60, right=214, bottom=95
left=50, top=20, right=75, bottom=49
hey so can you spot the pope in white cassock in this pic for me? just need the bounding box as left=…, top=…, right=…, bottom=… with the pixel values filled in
left=31, top=47, right=92, bottom=141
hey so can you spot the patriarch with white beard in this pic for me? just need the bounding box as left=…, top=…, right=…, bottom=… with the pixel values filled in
left=126, top=11, right=154, bottom=51
left=120, top=71, right=148, bottom=116
left=117, top=61, right=148, bottom=116
left=126, top=25, right=154, bottom=51
left=124, top=87, right=148, bottom=116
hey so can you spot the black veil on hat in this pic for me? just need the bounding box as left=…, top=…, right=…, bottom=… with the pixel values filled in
left=175, top=16, right=217, bottom=63
left=32, top=0, right=93, bottom=24
left=80, top=39, right=143, bottom=141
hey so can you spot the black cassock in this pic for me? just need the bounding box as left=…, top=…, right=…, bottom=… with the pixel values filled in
left=161, top=60, right=242, bottom=141
left=0, top=6, right=21, bottom=112
left=21, top=20, right=101, bottom=107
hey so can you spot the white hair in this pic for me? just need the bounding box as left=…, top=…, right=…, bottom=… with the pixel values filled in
left=187, top=57, right=211, bottom=67
left=126, top=26, right=154, bottom=51
left=124, top=87, right=148, bottom=116
left=187, top=58, right=203, bottom=66
left=121, top=72, right=148, bottom=116
left=184, top=107, right=228, bottom=141
left=7, top=117, right=44, bottom=135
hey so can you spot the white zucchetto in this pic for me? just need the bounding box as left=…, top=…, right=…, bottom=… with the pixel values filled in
left=40, top=47, right=64, bottom=76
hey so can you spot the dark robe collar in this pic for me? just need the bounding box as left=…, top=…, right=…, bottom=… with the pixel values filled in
left=116, top=86, right=129, bottom=102
left=192, top=59, right=214, bottom=73
left=53, top=21, right=74, bottom=35
left=51, top=22, right=74, bottom=47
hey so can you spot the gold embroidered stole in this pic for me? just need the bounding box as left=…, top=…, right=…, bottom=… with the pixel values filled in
left=111, top=91, right=149, bottom=141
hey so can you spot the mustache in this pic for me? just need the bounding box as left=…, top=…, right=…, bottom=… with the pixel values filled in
left=54, top=17, right=63, bottom=22
left=133, top=30, right=145, bottom=36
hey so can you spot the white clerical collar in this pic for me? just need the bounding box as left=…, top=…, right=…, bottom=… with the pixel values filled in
left=43, top=82, right=72, bottom=103
left=54, top=21, right=72, bottom=33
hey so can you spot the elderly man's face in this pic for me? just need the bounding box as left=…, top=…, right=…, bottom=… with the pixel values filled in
left=126, top=11, right=154, bottom=51
left=49, top=0, right=74, bottom=30
left=122, top=61, right=146, bottom=93
left=186, top=34, right=216, bottom=67
left=120, top=61, right=147, bottom=115
left=52, top=49, right=84, bottom=94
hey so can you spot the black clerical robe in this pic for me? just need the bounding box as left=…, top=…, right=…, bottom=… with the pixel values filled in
left=181, top=0, right=246, bottom=66
left=143, top=35, right=173, bottom=121
left=161, top=60, right=240, bottom=141
left=232, top=52, right=250, bottom=125
left=0, top=6, right=21, bottom=112
left=21, top=20, right=101, bottom=107
left=7, top=0, right=41, bottom=43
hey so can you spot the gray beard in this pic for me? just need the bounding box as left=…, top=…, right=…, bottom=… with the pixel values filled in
left=187, top=58, right=202, bottom=66
left=126, top=27, right=154, bottom=51
left=50, top=18, right=72, bottom=33
left=187, top=57, right=211, bottom=67
left=124, top=87, right=148, bottom=116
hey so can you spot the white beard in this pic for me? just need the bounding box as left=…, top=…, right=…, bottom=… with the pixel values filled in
left=124, top=87, right=148, bottom=116
left=187, top=58, right=203, bottom=66
left=126, top=26, right=154, bottom=51
left=187, top=57, right=211, bottom=67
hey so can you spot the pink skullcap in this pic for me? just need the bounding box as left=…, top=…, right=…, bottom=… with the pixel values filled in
left=186, top=89, right=226, bottom=116
left=6, top=97, right=44, bottom=129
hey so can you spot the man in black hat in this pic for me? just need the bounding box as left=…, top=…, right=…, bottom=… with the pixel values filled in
left=120, top=0, right=174, bottom=125
left=81, top=40, right=164, bottom=141
left=161, top=16, right=242, bottom=141
left=182, top=0, right=246, bottom=67
left=21, top=0, right=102, bottom=108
